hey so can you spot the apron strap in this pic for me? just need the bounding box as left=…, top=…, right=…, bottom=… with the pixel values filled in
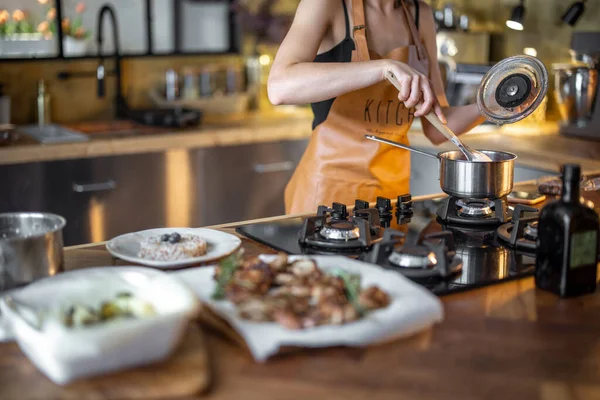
left=351, top=0, right=370, bottom=61
left=399, top=0, right=428, bottom=62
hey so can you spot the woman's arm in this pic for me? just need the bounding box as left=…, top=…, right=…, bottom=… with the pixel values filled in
left=268, top=0, right=445, bottom=120
left=417, top=2, right=485, bottom=144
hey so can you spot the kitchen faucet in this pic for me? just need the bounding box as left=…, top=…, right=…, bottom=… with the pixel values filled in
left=97, top=4, right=127, bottom=118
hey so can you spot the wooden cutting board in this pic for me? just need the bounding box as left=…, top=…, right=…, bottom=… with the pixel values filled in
left=0, top=323, right=211, bottom=400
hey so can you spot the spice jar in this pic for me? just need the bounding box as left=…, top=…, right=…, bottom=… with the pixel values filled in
left=181, top=66, right=198, bottom=100
left=198, top=65, right=218, bottom=98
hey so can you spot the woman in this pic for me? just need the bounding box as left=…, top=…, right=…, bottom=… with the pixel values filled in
left=268, top=0, right=486, bottom=214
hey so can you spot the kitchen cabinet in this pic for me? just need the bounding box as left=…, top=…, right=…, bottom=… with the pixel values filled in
left=192, top=139, right=309, bottom=226
left=0, top=153, right=166, bottom=246
left=0, top=138, right=308, bottom=246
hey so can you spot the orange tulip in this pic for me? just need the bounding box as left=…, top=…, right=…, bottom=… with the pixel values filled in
left=75, top=2, right=86, bottom=14
left=12, top=9, right=25, bottom=22
left=0, top=10, right=9, bottom=24
left=37, top=21, right=49, bottom=33
left=46, top=7, right=56, bottom=20
left=74, top=26, right=86, bottom=38
left=62, top=17, right=70, bottom=32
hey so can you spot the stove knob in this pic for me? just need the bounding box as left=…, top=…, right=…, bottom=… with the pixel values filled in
left=397, top=194, right=413, bottom=214
left=354, top=199, right=370, bottom=211
left=397, top=212, right=413, bottom=225
left=376, top=197, right=393, bottom=218
left=331, top=202, right=348, bottom=220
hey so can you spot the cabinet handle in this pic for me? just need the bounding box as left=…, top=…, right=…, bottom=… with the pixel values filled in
left=252, top=161, right=295, bottom=174
left=72, top=180, right=117, bottom=193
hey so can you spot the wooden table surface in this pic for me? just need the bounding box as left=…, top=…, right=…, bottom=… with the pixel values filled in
left=60, top=203, right=600, bottom=399
left=4, top=187, right=600, bottom=399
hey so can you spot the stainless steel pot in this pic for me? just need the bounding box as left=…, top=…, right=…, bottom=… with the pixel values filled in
left=552, top=63, right=598, bottom=124
left=365, top=135, right=516, bottom=198
left=0, top=213, right=66, bottom=292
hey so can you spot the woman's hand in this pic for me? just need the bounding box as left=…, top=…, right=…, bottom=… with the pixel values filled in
left=381, top=60, right=447, bottom=124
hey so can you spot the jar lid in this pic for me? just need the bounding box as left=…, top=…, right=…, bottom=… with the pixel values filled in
left=477, top=55, right=548, bottom=125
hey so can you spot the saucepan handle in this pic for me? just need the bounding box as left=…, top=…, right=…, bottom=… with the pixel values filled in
left=364, top=135, right=439, bottom=160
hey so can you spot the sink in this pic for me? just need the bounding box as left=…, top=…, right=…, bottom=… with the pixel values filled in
left=19, top=124, right=89, bottom=144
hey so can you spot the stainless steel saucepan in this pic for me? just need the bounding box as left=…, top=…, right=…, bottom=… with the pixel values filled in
left=365, top=135, right=517, bottom=199
left=0, top=213, right=66, bottom=292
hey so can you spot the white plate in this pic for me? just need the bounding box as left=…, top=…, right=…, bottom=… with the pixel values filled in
left=176, top=255, right=444, bottom=362
left=106, top=228, right=242, bottom=268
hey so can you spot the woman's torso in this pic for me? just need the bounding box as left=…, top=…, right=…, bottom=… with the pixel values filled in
left=311, top=0, right=422, bottom=130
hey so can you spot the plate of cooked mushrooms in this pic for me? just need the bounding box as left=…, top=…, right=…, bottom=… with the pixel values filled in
left=176, top=253, right=445, bottom=361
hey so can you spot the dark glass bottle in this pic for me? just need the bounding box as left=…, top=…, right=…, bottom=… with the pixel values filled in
left=535, top=164, right=599, bottom=297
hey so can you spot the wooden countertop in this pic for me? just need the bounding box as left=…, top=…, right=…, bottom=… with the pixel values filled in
left=32, top=189, right=600, bottom=399
left=0, top=108, right=315, bottom=166
left=2, top=109, right=600, bottom=174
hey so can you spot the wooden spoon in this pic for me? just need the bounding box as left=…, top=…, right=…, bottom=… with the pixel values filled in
left=385, top=71, right=492, bottom=162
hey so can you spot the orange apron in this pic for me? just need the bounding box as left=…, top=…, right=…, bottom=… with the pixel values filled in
left=285, top=0, right=430, bottom=214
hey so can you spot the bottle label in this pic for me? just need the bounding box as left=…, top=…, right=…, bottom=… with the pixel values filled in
left=570, top=230, right=598, bottom=269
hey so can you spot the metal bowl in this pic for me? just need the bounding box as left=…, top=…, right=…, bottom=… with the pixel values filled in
left=0, top=213, right=66, bottom=292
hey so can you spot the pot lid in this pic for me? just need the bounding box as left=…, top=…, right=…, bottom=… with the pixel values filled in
left=477, top=55, right=548, bottom=125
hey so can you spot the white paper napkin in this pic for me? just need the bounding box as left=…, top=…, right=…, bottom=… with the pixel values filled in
left=175, top=255, right=444, bottom=362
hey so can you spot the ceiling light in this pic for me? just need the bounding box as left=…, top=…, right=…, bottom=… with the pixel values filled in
left=562, top=1, right=586, bottom=26
left=506, top=0, right=525, bottom=31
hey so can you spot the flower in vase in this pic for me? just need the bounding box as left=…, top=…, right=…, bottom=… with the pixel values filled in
left=47, top=7, right=56, bottom=21
left=75, top=2, right=86, bottom=14
left=62, top=17, right=70, bottom=32
left=0, top=10, right=9, bottom=25
left=74, top=26, right=86, bottom=39
left=12, top=10, right=25, bottom=22
left=37, top=20, right=49, bottom=33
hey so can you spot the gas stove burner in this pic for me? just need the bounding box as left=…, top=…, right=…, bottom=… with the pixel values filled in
left=367, top=230, right=462, bottom=280
left=319, top=220, right=360, bottom=241
left=437, top=196, right=510, bottom=226
left=388, top=246, right=437, bottom=269
left=455, top=199, right=494, bottom=218
left=299, top=202, right=381, bottom=251
left=300, top=215, right=371, bottom=251
left=496, top=204, right=539, bottom=251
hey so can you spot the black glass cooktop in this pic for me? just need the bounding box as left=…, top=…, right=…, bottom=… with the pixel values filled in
left=235, top=198, right=538, bottom=296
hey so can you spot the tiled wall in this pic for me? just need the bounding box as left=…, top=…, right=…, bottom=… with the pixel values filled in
left=0, top=55, right=240, bottom=124
left=447, top=0, right=600, bottom=65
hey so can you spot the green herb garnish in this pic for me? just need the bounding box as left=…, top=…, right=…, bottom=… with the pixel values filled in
left=212, top=249, right=244, bottom=300
left=332, top=268, right=365, bottom=317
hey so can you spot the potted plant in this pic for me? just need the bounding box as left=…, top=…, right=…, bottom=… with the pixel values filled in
left=0, top=8, right=54, bottom=56
left=0, top=9, right=34, bottom=36
left=38, top=1, right=90, bottom=56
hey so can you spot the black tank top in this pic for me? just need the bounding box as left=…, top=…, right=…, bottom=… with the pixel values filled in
left=311, top=0, right=420, bottom=130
